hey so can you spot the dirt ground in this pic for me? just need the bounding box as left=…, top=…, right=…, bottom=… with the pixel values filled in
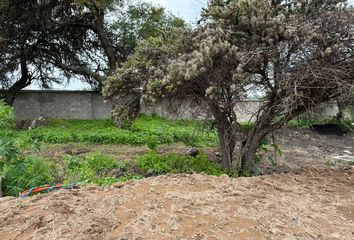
left=1, top=129, right=353, bottom=239
left=0, top=168, right=353, bottom=240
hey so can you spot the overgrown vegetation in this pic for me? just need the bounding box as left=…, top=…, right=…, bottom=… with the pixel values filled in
left=137, top=151, right=228, bottom=176
left=64, top=152, right=142, bottom=186
left=288, top=117, right=353, bottom=131
left=15, top=115, right=218, bottom=148
left=1, top=98, right=351, bottom=197
left=0, top=101, right=54, bottom=196
left=0, top=102, right=225, bottom=196
left=2, top=156, right=55, bottom=196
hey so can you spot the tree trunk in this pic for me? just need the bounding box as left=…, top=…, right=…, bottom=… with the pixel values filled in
left=237, top=120, right=271, bottom=176
left=4, top=91, right=16, bottom=106
left=2, top=60, right=31, bottom=106
left=238, top=134, right=260, bottom=176
left=210, top=103, right=237, bottom=171
left=336, top=100, right=346, bottom=123
left=217, top=124, right=236, bottom=170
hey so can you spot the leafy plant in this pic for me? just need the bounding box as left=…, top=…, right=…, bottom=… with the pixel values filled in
left=0, top=100, right=15, bottom=129
left=64, top=152, right=139, bottom=185
left=255, top=135, right=283, bottom=167
left=14, top=115, right=219, bottom=147
left=136, top=151, right=227, bottom=176
left=0, top=101, right=46, bottom=196
left=2, top=156, right=55, bottom=196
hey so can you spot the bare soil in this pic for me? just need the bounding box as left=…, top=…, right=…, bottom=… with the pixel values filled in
left=0, top=168, right=353, bottom=240
left=1, top=129, right=353, bottom=239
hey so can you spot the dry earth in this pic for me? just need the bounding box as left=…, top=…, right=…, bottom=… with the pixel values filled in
left=0, top=168, right=353, bottom=240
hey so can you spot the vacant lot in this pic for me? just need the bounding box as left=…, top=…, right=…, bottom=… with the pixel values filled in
left=1, top=116, right=353, bottom=239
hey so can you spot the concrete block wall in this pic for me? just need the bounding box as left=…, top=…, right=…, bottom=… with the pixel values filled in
left=10, top=91, right=112, bottom=120
left=3, top=90, right=353, bottom=121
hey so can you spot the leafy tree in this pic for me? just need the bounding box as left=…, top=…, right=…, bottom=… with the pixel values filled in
left=105, top=0, right=354, bottom=175
left=103, top=27, right=192, bottom=126
left=0, top=0, right=185, bottom=105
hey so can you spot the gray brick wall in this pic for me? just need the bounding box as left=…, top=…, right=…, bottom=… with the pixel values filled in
left=2, top=90, right=352, bottom=121
left=10, top=91, right=112, bottom=120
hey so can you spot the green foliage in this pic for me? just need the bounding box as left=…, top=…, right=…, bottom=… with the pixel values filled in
left=16, top=115, right=218, bottom=147
left=0, top=138, right=21, bottom=167
left=0, top=102, right=19, bottom=167
left=64, top=152, right=141, bottom=185
left=287, top=117, right=353, bottom=130
left=2, top=156, right=54, bottom=196
left=0, top=100, right=15, bottom=129
left=240, top=122, right=254, bottom=132
left=0, top=101, right=45, bottom=196
left=255, top=135, right=283, bottom=168
left=136, top=151, right=227, bottom=176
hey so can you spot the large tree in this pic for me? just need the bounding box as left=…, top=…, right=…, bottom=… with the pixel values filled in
left=105, top=0, right=354, bottom=175
left=103, top=27, right=192, bottom=126
left=0, top=0, right=185, bottom=105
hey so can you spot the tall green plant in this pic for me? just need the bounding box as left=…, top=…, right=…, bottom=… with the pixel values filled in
left=0, top=100, right=15, bottom=129
left=0, top=101, right=50, bottom=196
left=0, top=101, right=17, bottom=167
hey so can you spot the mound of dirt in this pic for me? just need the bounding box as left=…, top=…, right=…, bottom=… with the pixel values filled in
left=0, top=168, right=353, bottom=240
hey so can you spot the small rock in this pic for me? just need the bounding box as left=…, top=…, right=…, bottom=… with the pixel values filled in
left=28, top=116, right=49, bottom=130
left=186, top=148, right=199, bottom=157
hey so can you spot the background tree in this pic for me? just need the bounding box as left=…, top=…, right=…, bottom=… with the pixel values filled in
left=105, top=0, right=354, bottom=175
left=0, top=0, right=185, bottom=106
left=103, top=27, right=192, bottom=126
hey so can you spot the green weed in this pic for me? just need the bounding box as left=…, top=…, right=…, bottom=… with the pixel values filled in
left=136, top=151, right=227, bottom=176
left=64, top=152, right=141, bottom=185
left=2, top=156, right=55, bottom=196
left=15, top=114, right=219, bottom=147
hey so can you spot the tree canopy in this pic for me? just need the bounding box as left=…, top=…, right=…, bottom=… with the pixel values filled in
left=104, top=0, right=354, bottom=175
left=0, top=0, right=186, bottom=105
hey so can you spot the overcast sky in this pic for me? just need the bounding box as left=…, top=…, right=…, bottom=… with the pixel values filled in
left=28, top=0, right=353, bottom=90
left=147, top=0, right=207, bottom=23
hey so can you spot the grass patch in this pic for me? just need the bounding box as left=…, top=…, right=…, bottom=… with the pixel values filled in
left=64, top=152, right=142, bottom=186
left=287, top=118, right=353, bottom=130
left=136, top=151, right=228, bottom=176
left=16, top=115, right=218, bottom=148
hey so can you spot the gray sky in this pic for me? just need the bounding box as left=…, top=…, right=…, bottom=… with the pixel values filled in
left=28, top=0, right=353, bottom=90
left=147, top=0, right=207, bottom=23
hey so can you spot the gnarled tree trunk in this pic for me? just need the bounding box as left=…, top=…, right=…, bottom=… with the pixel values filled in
left=2, top=60, right=31, bottom=106
left=210, top=103, right=238, bottom=170
left=236, top=115, right=274, bottom=176
left=217, top=122, right=236, bottom=170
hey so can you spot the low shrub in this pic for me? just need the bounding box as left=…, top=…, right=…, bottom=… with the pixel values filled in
left=136, top=151, right=227, bottom=176
left=0, top=100, right=15, bottom=129
left=2, top=156, right=55, bottom=196
left=1, top=101, right=49, bottom=196
left=287, top=117, right=353, bottom=130
left=64, top=152, right=141, bottom=185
